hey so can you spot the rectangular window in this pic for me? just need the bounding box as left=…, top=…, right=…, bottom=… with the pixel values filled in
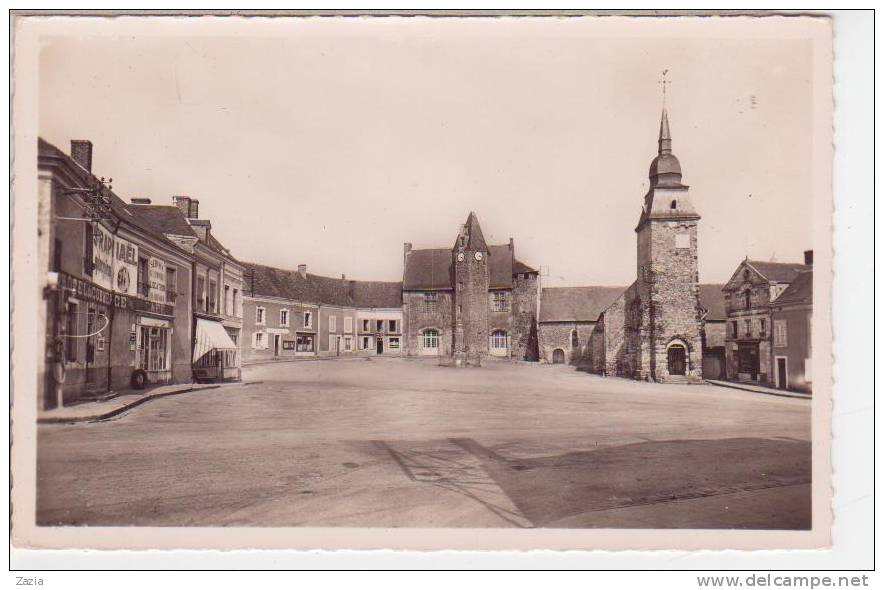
left=197, top=276, right=206, bottom=311
left=280, top=309, right=289, bottom=327
left=166, top=267, right=178, bottom=303
left=362, top=336, right=370, bottom=350
left=424, top=292, right=438, bottom=313
left=344, top=317, right=353, bottom=333
left=296, top=334, right=315, bottom=352
left=759, top=318, right=767, bottom=338
left=224, top=285, right=230, bottom=315
left=255, top=332, right=264, bottom=349
left=137, top=257, right=150, bottom=298
left=344, top=336, right=352, bottom=351
left=376, top=319, right=384, bottom=332
left=388, top=319, right=398, bottom=332
left=744, top=319, right=752, bottom=338
left=389, top=337, right=400, bottom=351
left=731, top=320, right=738, bottom=338
left=256, top=307, right=265, bottom=325
left=208, top=279, right=217, bottom=313
left=362, top=319, right=370, bottom=332
left=303, top=311, right=313, bottom=328
left=329, top=315, right=337, bottom=333
left=774, top=319, right=788, bottom=347
left=233, top=289, right=239, bottom=317
left=491, top=291, right=509, bottom=312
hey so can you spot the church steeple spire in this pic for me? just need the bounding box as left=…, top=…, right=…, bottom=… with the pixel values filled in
left=658, top=108, right=672, bottom=155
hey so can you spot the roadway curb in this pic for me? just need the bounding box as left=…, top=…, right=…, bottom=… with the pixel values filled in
left=704, top=380, right=812, bottom=400
left=37, top=384, right=222, bottom=425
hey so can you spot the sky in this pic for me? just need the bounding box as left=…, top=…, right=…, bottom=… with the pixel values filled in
left=38, top=17, right=815, bottom=287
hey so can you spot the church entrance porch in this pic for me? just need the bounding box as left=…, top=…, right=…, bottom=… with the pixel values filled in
left=667, top=344, right=687, bottom=376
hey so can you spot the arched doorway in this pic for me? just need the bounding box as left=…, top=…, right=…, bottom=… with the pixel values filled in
left=667, top=343, right=687, bottom=376
left=552, top=348, right=565, bottom=364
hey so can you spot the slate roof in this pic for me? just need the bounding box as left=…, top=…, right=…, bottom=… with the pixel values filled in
left=746, top=260, right=811, bottom=283
left=771, top=270, right=812, bottom=306
left=125, top=204, right=197, bottom=238
left=539, top=286, right=625, bottom=323
left=403, top=245, right=536, bottom=291
left=244, top=262, right=402, bottom=308
left=698, top=283, right=727, bottom=321
left=350, top=281, right=403, bottom=308
left=457, top=211, right=489, bottom=252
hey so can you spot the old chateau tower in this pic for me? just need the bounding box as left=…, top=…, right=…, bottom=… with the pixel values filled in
left=453, top=212, right=491, bottom=365
left=634, top=108, right=704, bottom=382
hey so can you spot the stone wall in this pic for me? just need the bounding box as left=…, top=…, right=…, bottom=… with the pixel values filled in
left=644, top=220, right=704, bottom=381
left=454, top=253, right=490, bottom=361
left=511, top=273, right=540, bottom=360
left=539, top=321, right=595, bottom=365
left=403, top=290, right=454, bottom=356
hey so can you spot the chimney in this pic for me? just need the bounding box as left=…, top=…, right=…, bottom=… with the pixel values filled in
left=70, top=140, right=93, bottom=172
left=341, top=273, right=347, bottom=281
left=298, top=264, right=307, bottom=279
left=804, top=250, right=814, bottom=266
left=173, top=196, right=200, bottom=219
left=173, top=195, right=191, bottom=217
left=130, top=197, right=152, bottom=205
left=404, top=242, right=412, bottom=270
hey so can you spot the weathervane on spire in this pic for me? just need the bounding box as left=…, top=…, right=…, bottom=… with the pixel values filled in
left=658, top=69, right=671, bottom=106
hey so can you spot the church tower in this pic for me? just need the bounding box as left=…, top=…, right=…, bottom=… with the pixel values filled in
left=453, top=212, right=490, bottom=366
left=634, top=107, right=704, bottom=382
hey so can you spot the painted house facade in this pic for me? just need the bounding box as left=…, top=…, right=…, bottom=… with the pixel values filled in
left=769, top=268, right=813, bottom=393
left=128, top=196, right=244, bottom=382
left=241, top=262, right=402, bottom=362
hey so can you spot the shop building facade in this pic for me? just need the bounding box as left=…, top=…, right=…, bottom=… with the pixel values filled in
left=722, top=256, right=811, bottom=386
left=38, top=138, right=194, bottom=409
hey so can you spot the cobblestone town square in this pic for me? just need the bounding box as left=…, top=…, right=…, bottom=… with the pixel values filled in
left=37, top=359, right=811, bottom=529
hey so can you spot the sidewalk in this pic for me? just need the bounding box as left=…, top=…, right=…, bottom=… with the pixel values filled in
left=705, top=379, right=812, bottom=400
left=37, top=382, right=236, bottom=424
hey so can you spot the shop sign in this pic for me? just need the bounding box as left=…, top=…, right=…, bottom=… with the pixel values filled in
left=58, top=271, right=174, bottom=317
left=148, top=257, right=167, bottom=304
left=113, top=236, right=138, bottom=296
left=91, top=223, right=115, bottom=290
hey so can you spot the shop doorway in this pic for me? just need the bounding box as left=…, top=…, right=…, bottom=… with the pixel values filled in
left=376, top=338, right=384, bottom=355
left=273, top=334, right=281, bottom=356
left=667, top=344, right=687, bottom=376
left=776, top=357, right=788, bottom=389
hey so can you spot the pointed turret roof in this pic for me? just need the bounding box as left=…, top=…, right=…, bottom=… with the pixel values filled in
left=455, top=211, right=489, bottom=252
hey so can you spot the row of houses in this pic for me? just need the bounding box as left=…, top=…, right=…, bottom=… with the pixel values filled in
left=37, top=139, right=244, bottom=410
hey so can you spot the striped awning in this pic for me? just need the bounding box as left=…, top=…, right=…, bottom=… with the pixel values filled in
left=193, top=318, right=237, bottom=362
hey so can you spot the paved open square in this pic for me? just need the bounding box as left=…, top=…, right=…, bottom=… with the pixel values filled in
left=37, top=359, right=811, bottom=529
